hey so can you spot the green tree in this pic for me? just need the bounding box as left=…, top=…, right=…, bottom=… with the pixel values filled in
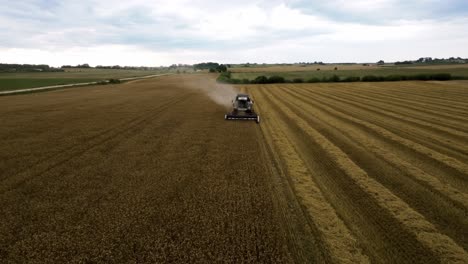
left=253, top=76, right=268, bottom=84
left=268, top=76, right=285, bottom=83
left=216, top=64, right=227, bottom=72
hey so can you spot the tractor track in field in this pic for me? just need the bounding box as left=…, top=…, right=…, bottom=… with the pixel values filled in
left=265, top=86, right=468, bottom=248
left=293, top=88, right=468, bottom=168
left=285, top=86, right=468, bottom=187
left=281, top=87, right=468, bottom=205
left=282, top=88, right=468, bottom=209
left=254, top=88, right=368, bottom=263
left=331, top=89, right=468, bottom=138
left=260, top=87, right=437, bottom=263
left=342, top=89, right=468, bottom=123
left=357, top=82, right=468, bottom=105
left=364, top=90, right=468, bottom=113
left=349, top=81, right=468, bottom=106
left=341, top=89, right=468, bottom=126
left=315, top=88, right=468, bottom=141
left=374, top=88, right=468, bottom=108
left=278, top=86, right=467, bottom=199
left=254, top=126, right=333, bottom=263
left=248, top=81, right=468, bottom=263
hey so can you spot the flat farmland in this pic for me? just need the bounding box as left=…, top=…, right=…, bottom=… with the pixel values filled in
left=247, top=81, right=468, bottom=263
left=231, top=66, right=468, bottom=81
left=0, top=74, right=309, bottom=263
left=0, top=68, right=170, bottom=91
left=1, top=74, right=467, bottom=263
left=230, top=64, right=381, bottom=72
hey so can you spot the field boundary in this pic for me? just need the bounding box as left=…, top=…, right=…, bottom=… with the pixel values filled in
left=0, top=73, right=173, bottom=96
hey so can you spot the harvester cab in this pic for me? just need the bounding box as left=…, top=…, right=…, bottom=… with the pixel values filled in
left=225, top=94, right=260, bottom=123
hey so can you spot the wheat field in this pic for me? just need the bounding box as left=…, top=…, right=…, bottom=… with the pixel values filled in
left=1, top=75, right=466, bottom=263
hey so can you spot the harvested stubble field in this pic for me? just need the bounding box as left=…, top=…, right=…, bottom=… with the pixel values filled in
left=246, top=80, right=468, bottom=263
left=0, top=74, right=467, bottom=263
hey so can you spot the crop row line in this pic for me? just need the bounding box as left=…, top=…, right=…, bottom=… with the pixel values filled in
left=296, top=87, right=468, bottom=162
left=279, top=87, right=468, bottom=209
left=252, top=88, right=370, bottom=263
left=288, top=86, right=468, bottom=179
left=259, top=85, right=468, bottom=263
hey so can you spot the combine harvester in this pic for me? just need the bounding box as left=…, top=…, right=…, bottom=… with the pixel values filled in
left=225, top=94, right=260, bottom=123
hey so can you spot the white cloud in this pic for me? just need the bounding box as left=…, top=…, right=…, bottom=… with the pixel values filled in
left=0, top=45, right=218, bottom=66
left=0, top=0, right=467, bottom=65
left=329, top=0, right=397, bottom=12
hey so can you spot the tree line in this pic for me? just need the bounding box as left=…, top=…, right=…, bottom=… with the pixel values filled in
left=376, top=57, right=468, bottom=65
left=218, top=72, right=463, bottom=85
left=0, top=63, right=64, bottom=73
left=193, top=62, right=229, bottom=72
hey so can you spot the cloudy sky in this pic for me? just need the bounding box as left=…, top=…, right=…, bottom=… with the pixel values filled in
left=1, top=0, right=467, bottom=66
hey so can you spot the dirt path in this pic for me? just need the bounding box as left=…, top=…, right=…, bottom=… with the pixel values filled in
left=0, top=74, right=172, bottom=95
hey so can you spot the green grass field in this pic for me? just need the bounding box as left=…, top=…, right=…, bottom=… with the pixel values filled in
left=0, top=68, right=170, bottom=91
left=231, top=65, right=468, bottom=81
left=0, top=78, right=105, bottom=91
